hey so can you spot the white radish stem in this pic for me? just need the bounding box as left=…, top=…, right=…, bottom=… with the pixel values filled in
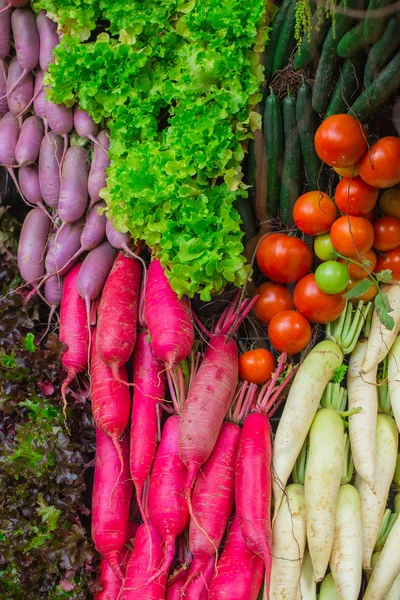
left=270, top=483, right=306, bottom=600
left=362, top=284, right=400, bottom=373
left=363, top=514, right=400, bottom=599
left=348, top=339, right=378, bottom=489
left=356, top=414, right=398, bottom=571
left=389, top=336, right=400, bottom=432
left=272, top=340, right=343, bottom=521
left=304, top=408, right=344, bottom=582
left=330, top=484, right=362, bottom=600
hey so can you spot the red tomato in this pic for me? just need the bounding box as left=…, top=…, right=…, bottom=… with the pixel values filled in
left=254, top=282, right=294, bottom=324
left=239, top=349, right=275, bottom=384
left=256, top=234, right=313, bottom=284
left=346, top=277, right=378, bottom=303
left=379, top=188, right=400, bottom=219
left=333, top=163, right=360, bottom=177
left=330, top=215, right=374, bottom=258
left=373, top=217, right=400, bottom=252
left=314, top=114, right=367, bottom=168
left=375, top=247, right=400, bottom=282
left=293, top=273, right=346, bottom=323
left=268, top=310, right=311, bottom=355
left=359, top=137, right=400, bottom=188
left=293, top=191, right=337, bottom=235
left=365, top=210, right=375, bottom=222
left=339, top=248, right=377, bottom=280
left=334, top=176, right=378, bottom=216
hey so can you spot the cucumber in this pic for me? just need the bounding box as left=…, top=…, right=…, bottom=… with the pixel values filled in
left=244, top=138, right=257, bottom=209
left=326, top=53, right=367, bottom=117
left=349, top=50, right=400, bottom=121
left=337, top=21, right=369, bottom=58
left=293, top=7, right=331, bottom=70
left=364, top=16, right=400, bottom=87
left=312, top=0, right=364, bottom=114
left=263, top=0, right=292, bottom=82
left=364, top=0, right=393, bottom=43
left=234, top=196, right=257, bottom=246
left=273, top=0, right=297, bottom=72
left=264, top=88, right=283, bottom=218
left=296, top=79, right=327, bottom=191
left=280, top=91, right=301, bottom=227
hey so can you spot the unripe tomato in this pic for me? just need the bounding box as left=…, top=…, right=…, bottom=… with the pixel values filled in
left=333, top=163, right=360, bottom=177
left=268, top=310, right=311, bottom=355
left=314, top=233, right=335, bottom=261
left=254, top=282, right=294, bottom=324
left=379, top=188, right=400, bottom=219
left=315, top=261, right=349, bottom=294
left=239, top=349, right=275, bottom=384
left=314, top=114, right=367, bottom=168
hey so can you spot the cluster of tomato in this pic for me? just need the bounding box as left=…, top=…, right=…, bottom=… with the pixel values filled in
left=249, top=114, right=400, bottom=370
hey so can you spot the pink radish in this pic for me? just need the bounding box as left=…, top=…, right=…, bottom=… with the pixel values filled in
left=38, top=130, right=63, bottom=209
left=0, top=110, right=19, bottom=165
left=58, top=145, right=89, bottom=222
left=42, top=275, right=64, bottom=338
left=96, top=252, right=141, bottom=378
left=19, top=165, right=43, bottom=205
left=44, top=96, right=73, bottom=168
left=17, top=206, right=50, bottom=282
left=59, top=263, right=89, bottom=412
left=0, top=1, right=29, bottom=14
left=33, top=69, right=46, bottom=120
left=15, top=115, right=44, bottom=165
left=88, top=129, right=110, bottom=208
left=45, top=223, right=84, bottom=278
left=130, top=330, right=165, bottom=520
left=36, top=11, right=59, bottom=72
left=119, top=522, right=169, bottom=600
left=76, top=240, right=117, bottom=319
left=4, top=8, right=38, bottom=99
left=6, top=55, right=33, bottom=117
left=0, top=1, right=11, bottom=75
left=145, top=258, right=194, bottom=368
left=0, top=58, right=8, bottom=119
left=148, top=415, right=189, bottom=580
left=73, top=106, right=103, bottom=149
left=92, top=427, right=132, bottom=578
left=208, top=516, right=264, bottom=600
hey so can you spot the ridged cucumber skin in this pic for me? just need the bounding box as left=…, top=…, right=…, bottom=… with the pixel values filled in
left=280, top=93, right=301, bottom=227
left=272, top=0, right=297, bottom=72
left=349, top=51, right=400, bottom=121
left=264, top=89, right=283, bottom=218
left=296, top=80, right=327, bottom=192
left=337, top=21, right=369, bottom=58
left=293, top=8, right=330, bottom=71
left=234, top=196, right=257, bottom=246
left=326, top=53, right=367, bottom=118
left=364, top=0, right=393, bottom=44
left=263, top=0, right=292, bottom=82
left=364, top=16, right=400, bottom=87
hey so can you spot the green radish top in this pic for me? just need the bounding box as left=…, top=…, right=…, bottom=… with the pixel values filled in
left=375, top=508, right=398, bottom=551
left=319, top=572, right=340, bottom=599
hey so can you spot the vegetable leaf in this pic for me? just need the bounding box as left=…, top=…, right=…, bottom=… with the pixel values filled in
left=343, top=278, right=374, bottom=299
left=375, top=291, right=395, bottom=331
left=375, top=269, right=393, bottom=283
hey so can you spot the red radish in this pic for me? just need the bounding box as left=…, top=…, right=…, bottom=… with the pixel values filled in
left=33, top=69, right=46, bottom=120
left=0, top=59, right=8, bottom=119
left=0, top=110, right=19, bottom=165
left=92, top=428, right=132, bottom=578
left=148, top=415, right=189, bottom=580
left=186, top=421, right=240, bottom=587
left=90, top=329, right=131, bottom=473
left=88, top=129, right=110, bottom=208
left=119, top=522, right=169, bottom=600
left=208, top=516, right=264, bottom=600
left=15, top=115, right=44, bottom=165
left=145, top=258, right=194, bottom=368
left=4, top=8, right=39, bottom=99
left=235, top=411, right=272, bottom=590
left=130, top=330, right=165, bottom=521
left=97, top=252, right=141, bottom=378
left=58, top=146, right=89, bottom=222
left=6, top=55, right=33, bottom=116
left=184, top=555, right=215, bottom=599
left=36, top=11, right=59, bottom=71
left=59, top=263, right=89, bottom=412
left=166, top=570, right=188, bottom=600
left=17, top=207, right=50, bottom=282
left=38, top=131, right=63, bottom=209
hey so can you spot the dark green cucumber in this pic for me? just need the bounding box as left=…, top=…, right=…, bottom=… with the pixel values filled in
left=234, top=196, right=257, bottom=246
left=273, top=0, right=297, bottom=72
left=312, top=0, right=364, bottom=114
left=349, top=50, right=400, bottom=121
left=364, top=16, right=400, bottom=87
left=263, top=0, right=292, bottom=82
left=326, top=53, right=367, bottom=117
left=244, top=138, right=256, bottom=209
left=364, top=0, right=393, bottom=43
left=296, top=79, right=327, bottom=191
left=264, top=88, right=283, bottom=218
left=293, top=7, right=330, bottom=70
left=337, top=21, right=369, bottom=58
left=280, top=91, right=301, bottom=227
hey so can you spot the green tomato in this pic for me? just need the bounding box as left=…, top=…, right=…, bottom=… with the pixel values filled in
left=315, top=261, right=349, bottom=295
left=314, top=233, right=335, bottom=261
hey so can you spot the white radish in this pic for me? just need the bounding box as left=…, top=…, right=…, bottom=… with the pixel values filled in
left=272, top=340, right=343, bottom=520
left=355, top=413, right=398, bottom=571
left=330, top=484, right=362, bottom=600
left=319, top=573, right=339, bottom=599
left=270, top=483, right=306, bottom=600
left=388, top=335, right=400, bottom=433
left=369, top=550, right=400, bottom=599
left=296, top=549, right=316, bottom=600
left=363, top=514, right=400, bottom=599
left=304, top=408, right=344, bottom=582
left=348, top=339, right=378, bottom=489
left=362, top=284, right=400, bottom=373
